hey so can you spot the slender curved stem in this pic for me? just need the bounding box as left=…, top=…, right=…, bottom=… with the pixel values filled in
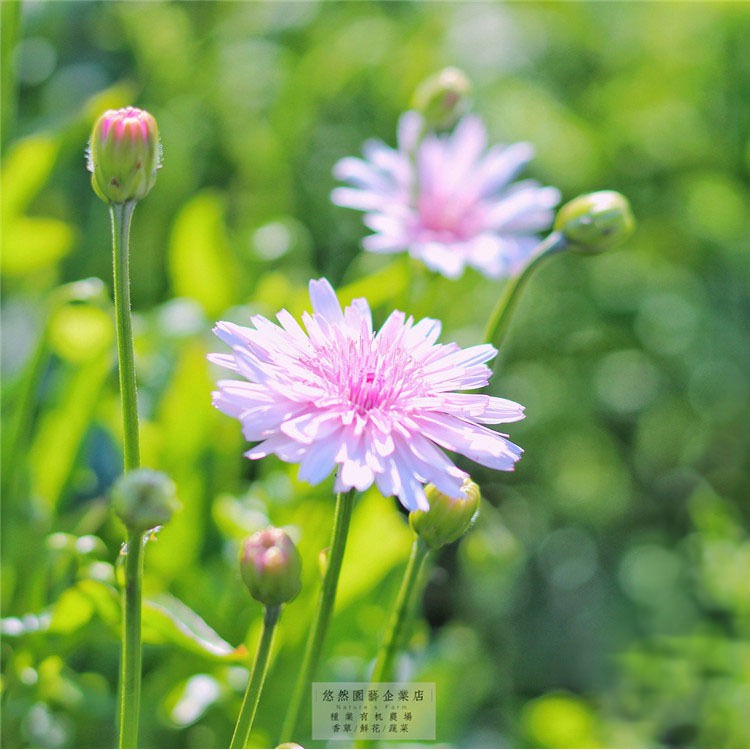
left=370, top=537, right=431, bottom=683
left=110, top=200, right=143, bottom=747
left=353, top=537, right=431, bottom=749
left=231, top=606, right=281, bottom=749
left=119, top=531, right=144, bottom=748
left=110, top=201, right=140, bottom=472
left=482, top=232, right=568, bottom=365
left=280, top=488, right=357, bottom=743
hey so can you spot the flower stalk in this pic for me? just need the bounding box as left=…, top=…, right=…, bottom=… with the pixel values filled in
left=370, top=536, right=431, bottom=684
left=230, top=605, right=281, bottom=749
left=483, top=190, right=635, bottom=360
left=280, top=488, right=357, bottom=743
left=110, top=201, right=145, bottom=749
left=110, top=201, right=140, bottom=472
left=89, top=106, right=162, bottom=749
left=111, top=470, right=178, bottom=749
left=482, top=230, right=568, bottom=360
left=119, top=530, right=144, bottom=749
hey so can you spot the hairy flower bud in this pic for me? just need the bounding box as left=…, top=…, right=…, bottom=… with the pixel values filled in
left=554, top=190, right=635, bottom=254
left=412, top=67, right=472, bottom=132
left=240, top=528, right=302, bottom=607
left=112, top=468, right=179, bottom=534
left=87, top=107, right=161, bottom=204
left=409, top=479, right=481, bottom=550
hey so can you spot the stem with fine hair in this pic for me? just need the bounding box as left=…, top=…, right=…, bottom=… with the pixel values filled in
left=280, top=488, right=357, bottom=743
left=231, top=606, right=281, bottom=749
left=353, top=537, right=431, bottom=749
left=370, top=537, right=431, bottom=684
left=482, top=231, right=568, bottom=365
left=110, top=200, right=140, bottom=472
left=119, top=531, right=144, bottom=749
left=110, top=199, right=143, bottom=748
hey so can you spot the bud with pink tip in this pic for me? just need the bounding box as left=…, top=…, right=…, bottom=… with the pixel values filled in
left=87, top=106, right=161, bottom=204
left=240, top=528, right=302, bottom=607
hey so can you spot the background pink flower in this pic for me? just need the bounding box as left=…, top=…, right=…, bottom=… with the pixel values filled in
left=209, top=278, right=525, bottom=511
left=332, top=111, right=560, bottom=279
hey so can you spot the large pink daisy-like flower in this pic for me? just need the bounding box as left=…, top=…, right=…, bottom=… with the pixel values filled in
left=332, top=112, right=561, bottom=279
left=209, top=278, right=524, bottom=512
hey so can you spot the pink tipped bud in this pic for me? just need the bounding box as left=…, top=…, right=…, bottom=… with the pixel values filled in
left=87, top=107, right=161, bottom=204
left=240, top=528, right=302, bottom=607
left=409, top=479, right=481, bottom=550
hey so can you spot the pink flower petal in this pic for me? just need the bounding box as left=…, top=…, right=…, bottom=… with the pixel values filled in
left=332, top=111, right=560, bottom=279
left=209, top=278, right=525, bottom=511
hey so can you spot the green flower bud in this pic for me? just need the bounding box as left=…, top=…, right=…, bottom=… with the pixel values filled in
left=409, top=480, right=481, bottom=550
left=240, top=528, right=302, bottom=607
left=111, top=468, right=179, bottom=534
left=87, top=107, right=161, bottom=204
left=412, top=67, right=472, bottom=132
left=554, top=190, right=635, bottom=254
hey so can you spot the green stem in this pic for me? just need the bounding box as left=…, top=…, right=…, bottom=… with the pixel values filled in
left=482, top=232, right=568, bottom=364
left=279, top=488, right=357, bottom=743
left=111, top=200, right=143, bottom=748
left=110, top=201, right=140, bottom=472
left=230, top=606, right=280, bottom=749
left=354, top=538, right=431, bottom=749
left=119, top=531, right=144, bottom=749
left=370, top=537, right=431, bottom=684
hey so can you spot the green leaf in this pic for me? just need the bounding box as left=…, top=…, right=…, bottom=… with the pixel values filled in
left=0, top=134, right=60, bottom=222
left=47, top=303, right=113, bottom=363
left=1, top=216, right=75, bottom=276
left=338, top=256, right=409, bottom=311
left=48, top=579, right=119, bottom=635
left=29, top=352, right=112, bottom=513
left=168, top=190, right=238, bottom=317
left=76, top=578, right=120, bottom=628
left=143, top=593, right=247, bottom=662
left=335, top=487, right=413, bottom=610
left=147, top=341, right=218, bottom=581
left=48, top=586, right=95, bottom=634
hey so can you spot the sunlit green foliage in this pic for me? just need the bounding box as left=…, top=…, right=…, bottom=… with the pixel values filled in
left=2, top=2, right=749, bottom=748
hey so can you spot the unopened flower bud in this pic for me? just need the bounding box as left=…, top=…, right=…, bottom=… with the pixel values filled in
left=554, top=190, right=635, bottom=254
left=87, top=107, right=161, bottom=204
left=409, top=480, right=481, bottom=550
left=412, top=67, right=472, bottom=132
left=112, top=468, right=179, bottom=534
left=240, top=528, right=302, bottom=607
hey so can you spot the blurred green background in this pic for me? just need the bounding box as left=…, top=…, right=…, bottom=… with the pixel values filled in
left=2, top=1, right=749, bottom=747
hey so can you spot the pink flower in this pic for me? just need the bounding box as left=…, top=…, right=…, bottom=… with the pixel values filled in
left=332, top=112, right=560, bottom=279
left=209, top=279, right=524, bottom=512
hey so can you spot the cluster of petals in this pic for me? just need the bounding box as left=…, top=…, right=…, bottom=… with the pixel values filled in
left=209, top=278, right=524, bottom=512
left=331, top=111, right=560, bottom=279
